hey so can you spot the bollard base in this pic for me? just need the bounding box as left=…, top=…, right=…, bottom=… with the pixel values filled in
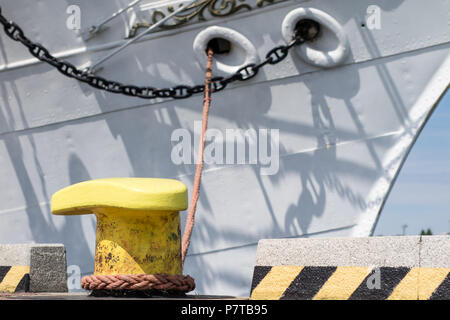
left=89, top=289, right=188, bottom=298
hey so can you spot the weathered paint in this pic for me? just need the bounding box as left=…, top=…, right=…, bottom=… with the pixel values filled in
left=94, top=208, right=182, bottom=275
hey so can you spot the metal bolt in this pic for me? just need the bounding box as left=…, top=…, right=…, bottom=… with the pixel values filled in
left=294, top=19, right=321, bottom=41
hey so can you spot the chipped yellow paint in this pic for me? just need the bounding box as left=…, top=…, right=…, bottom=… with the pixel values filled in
left=51, top=178, right=188, bottom=275
left=94, top=208, right=182, bottom=275
left=250, top=266, right=303, bottom=300
left=313, top=266, right=370, bottom=300
left=0, top=266, right=29, bottom=293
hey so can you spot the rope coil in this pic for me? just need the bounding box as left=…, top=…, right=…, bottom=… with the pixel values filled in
left=81, top=274, right=195, bottom=291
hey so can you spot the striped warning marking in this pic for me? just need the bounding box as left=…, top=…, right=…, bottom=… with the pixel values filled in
left=0, top=266, right=30, bottom=293
left=250, top=266, right=303, bottom=300
left=250, top=266, right=450, bottom=300
left=313, top=266, right=369, bottom=300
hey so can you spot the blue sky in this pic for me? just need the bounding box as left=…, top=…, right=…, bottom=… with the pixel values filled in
left=374, top=89, right=450, bottom=236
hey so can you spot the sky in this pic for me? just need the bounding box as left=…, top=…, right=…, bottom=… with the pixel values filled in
left=374, top=89, right=450, bottom=236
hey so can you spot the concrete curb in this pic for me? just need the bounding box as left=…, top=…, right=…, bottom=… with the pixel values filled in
left=0, top=244, right=68, bottom=293
left=250, top=236, right=450, bottom=300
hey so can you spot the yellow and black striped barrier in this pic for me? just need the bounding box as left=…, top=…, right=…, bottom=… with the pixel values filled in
left=0, top=266, right=30, bottom=293
left=250, top=266, right=450, bottom=300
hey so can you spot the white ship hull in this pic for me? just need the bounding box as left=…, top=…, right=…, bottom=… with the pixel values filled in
left=0, top=0, right=449, bottom=295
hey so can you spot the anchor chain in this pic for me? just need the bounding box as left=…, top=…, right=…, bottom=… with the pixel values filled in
left=0, top=6, right=318, bottom=100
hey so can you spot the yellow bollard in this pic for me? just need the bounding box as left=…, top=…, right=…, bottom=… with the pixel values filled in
left=51, top=178, right=188, bottom=276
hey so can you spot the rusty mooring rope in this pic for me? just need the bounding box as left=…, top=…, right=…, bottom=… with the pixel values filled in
left=81, top=48, right=214, bottom=293
left=181, top=47, right=214, bottom=266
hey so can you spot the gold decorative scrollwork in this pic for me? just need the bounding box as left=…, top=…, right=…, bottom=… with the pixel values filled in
left=256, top=0, right=274, bottom=7
left=127, top=0, right=281, bottom=38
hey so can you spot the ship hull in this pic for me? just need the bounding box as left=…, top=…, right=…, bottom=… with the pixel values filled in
left=0, top=0, right=449, bottom=295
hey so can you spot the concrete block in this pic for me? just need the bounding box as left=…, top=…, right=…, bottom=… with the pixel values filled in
left=30, top=246, right=68, bottom=292
left=255, top=236, right=421, bottom=267
left=419, top=235, right=450, bottom=268
left=0, top=244, right=36, bottom=266
left=0, top=244, right=64, bottom=266
left=250, top=236, right=450, bottom=300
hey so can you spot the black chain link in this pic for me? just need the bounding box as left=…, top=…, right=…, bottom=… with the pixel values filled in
left=0, top=6, right=306, bottom=100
